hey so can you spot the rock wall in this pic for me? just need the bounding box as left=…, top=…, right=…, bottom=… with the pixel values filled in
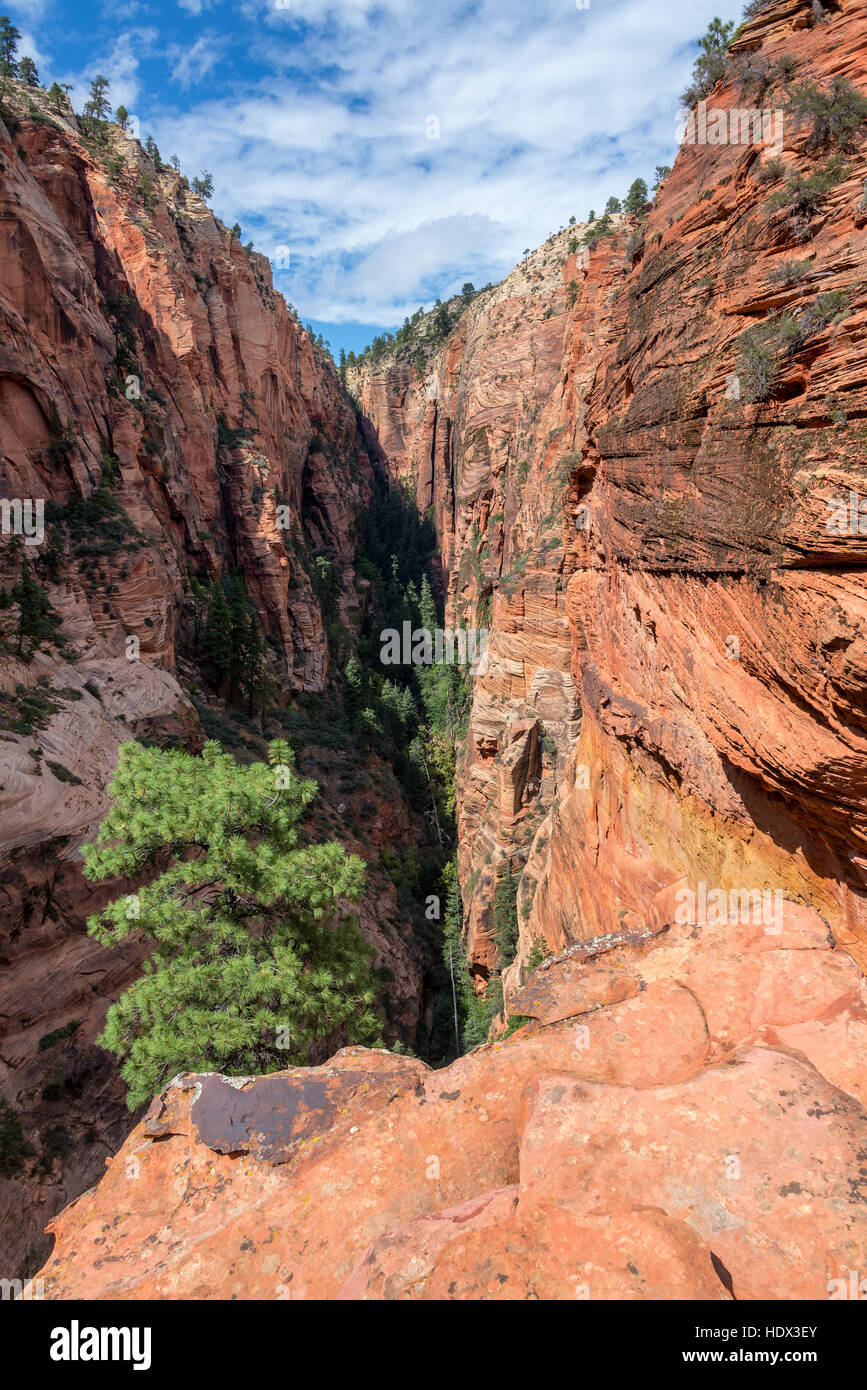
left=17, top=0, right=867, bottom=1300
left=352, top=0, right=867, bottom=995
left=32, top=899, right=867, bottom=1301
left=0, top=89, right=427, bottom=1277
left=350, top=228, right=623, bottom=980
left=530, top=0, right=867, bottom=982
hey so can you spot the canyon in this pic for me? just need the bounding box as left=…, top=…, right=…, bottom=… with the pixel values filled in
left=2, top=0, right=867, bottom=1299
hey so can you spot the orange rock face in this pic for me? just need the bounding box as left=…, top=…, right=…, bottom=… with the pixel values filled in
left=0, top=93, right=425, bottom=1277
left=14, top=0, right=867, bottom=1300
left=351, top=232, right=620, bottom=976
left=34, top=900, right=867, bottom=1300
left=354, top=0, right=867, bottom=994
left=530, top=0, right=867, bottom=983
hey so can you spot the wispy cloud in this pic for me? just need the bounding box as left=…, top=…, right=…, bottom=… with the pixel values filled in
left=57, top=27, right=158, bottom=114
left=18, top=0, right=741, bottom=331
left=169, top=33, right=224, bottom=86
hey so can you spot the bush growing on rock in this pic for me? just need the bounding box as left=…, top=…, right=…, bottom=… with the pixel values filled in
left=736, top=290, right=848, bottom=402
left=787, top=76, right=867, bottom=151
left=767, top=257, right=812, bottom=286
left=755, top=157, right=786, bottom=183
left=765, top=156, right=846, bottom=229
left=737, top=322, right=782, bottom=402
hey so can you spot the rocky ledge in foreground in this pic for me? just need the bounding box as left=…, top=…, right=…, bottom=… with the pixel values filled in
left=32, top=902, right=867, bottom=1300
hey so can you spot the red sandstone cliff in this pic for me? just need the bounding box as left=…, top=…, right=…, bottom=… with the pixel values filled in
left=353, top=0, right=867, bottom=993
left=19, top=0, right=867, bottom=1299
left=0, top=86, right=427, bottom=1277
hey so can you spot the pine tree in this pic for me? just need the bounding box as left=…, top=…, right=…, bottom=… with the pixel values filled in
left=681, top=16, right=735, bottom=107
left=84, top=74, right=111, bottom=121
left=82, top=738, right=381, bottom=1108
left=48, top=82, right=66, bottom=112
left=418, top=573, right=437, bottom=632
left=344, top=656, right=364, bottom=722
left=242, top=609, right=267, bottom=719
left=492, top=869, right=519, bottom=966
left=192, top=170, right=214, bottom=199
left=439, top=864, right=465, bottom=1058
left=202, top=580, right=233, bottom=690
left=189, top=577, right=209, bottom=654
left=17, top=54, right=38, bottom=86
left=13, top=560, right=54, bottom=655
left=115, top=104, right=128, bottom=129
left=225, top=570, right=251, bottom=701
left=0, top=1096, right=32, bottom=1177
left=624, top=177, right=648, bottom=218
left=0, top=14, right=20, bottom=79
left=433, top=303, right=451, bottom=337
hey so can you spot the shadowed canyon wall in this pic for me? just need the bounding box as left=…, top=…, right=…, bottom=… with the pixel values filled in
left=0, top=86, right=429, bottom=1277
left=6, top=0, right=867, bottom=1301
left=352, top=0, right=867, bottom=999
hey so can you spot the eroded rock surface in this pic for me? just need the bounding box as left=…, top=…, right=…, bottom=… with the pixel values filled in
left=352, top=0, right=867, bottom=990
left=34, top=900, right=867, bottom=1299
left=0, top=90, right=426, bottom=1275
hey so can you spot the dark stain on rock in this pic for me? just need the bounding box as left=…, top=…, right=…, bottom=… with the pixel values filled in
left=189, top=1066, right=424, bottom=1164
left=190, top=1074, right=341, bottom=1163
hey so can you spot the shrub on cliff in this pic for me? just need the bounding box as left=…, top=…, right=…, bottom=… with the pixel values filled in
left=767, top=257, right=812, bottom=286
left=787, top=77, right=867, bottom=152
left=82, top=738, right=381, bottom=1109
left=736, top=322, right=781, bottom=401
left=12, top=560, right=56, bottom=656
left=736, top=290, right=847, bottom=401
left=0, top=1097, right=32, bottom=1178
left=765, top=157, right=846, bottom=223
left=582, top=212, right=614, bottom=248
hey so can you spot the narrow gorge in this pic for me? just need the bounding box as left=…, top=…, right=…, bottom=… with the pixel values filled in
left=1, top=0, right=866, bottom=1303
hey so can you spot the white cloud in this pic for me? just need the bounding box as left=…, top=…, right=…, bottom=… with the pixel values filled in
left=56, top=28, right=157, bottom=115
left=22, top=0, right=742, bottom=326
left=169, top=34, right=224, bottom=87
left=15, top=27, right=51, bottom=73
left=8, top=0, right=51, bottom=19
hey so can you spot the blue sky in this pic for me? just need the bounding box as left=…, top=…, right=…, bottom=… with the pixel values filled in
left=8, top=0, right=742, bottom=356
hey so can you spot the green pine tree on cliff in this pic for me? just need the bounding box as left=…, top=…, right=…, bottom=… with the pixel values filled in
left=82, top=738, right=381, bottom=1109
